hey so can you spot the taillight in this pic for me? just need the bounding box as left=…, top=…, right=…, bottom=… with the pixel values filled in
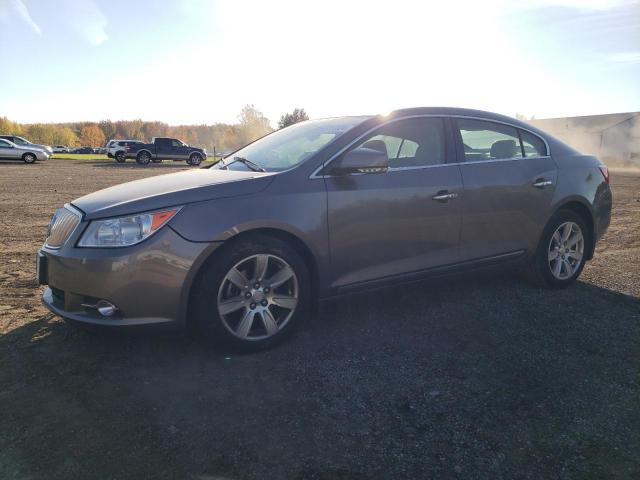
left=598, top=166, right=609, bottom=184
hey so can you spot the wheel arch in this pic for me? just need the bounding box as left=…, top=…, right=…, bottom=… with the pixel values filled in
left=553, top=198, right=596, bottom=260
left=136, top=149, right=153, bottom=158
left=181, top=227, right=320, bottom=331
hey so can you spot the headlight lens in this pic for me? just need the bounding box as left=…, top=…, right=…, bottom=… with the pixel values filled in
left=78, top=208, right=180, bottom=247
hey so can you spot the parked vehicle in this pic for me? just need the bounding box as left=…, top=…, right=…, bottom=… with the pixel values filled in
left=72, top=147, right=94, bottom=154
left=0, top=135, right=53, bottom=154
left=52, top=145, right=69, bottom=153
left=106, top=140, right=144, bottom=162
left=38, top=107, right=612, bottom=351
left=0, top=138, right=50, bottom=163
left=125, top=137, right=207, bottom=166
left=94, top=147, right=107, bottom=154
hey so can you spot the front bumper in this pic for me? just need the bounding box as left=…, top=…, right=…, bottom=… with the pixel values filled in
left=39, top=225, right=217, bottom=327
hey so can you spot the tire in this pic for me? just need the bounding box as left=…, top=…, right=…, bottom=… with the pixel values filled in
left=193, top=234, right=311, bottom=351
left=23, top=153, right=37, bottom=164
left=152, top=158, right=163, bottom=163
left=115, top=152, right=126, bottom=163
left=188, top=153, right=202, bottom=166
left=525, top=208, right=589, bottom=289
left=136, top=151, right=151, bottom=165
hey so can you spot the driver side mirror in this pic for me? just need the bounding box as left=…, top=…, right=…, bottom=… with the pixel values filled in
left=329, top=147, right=389, bottom=175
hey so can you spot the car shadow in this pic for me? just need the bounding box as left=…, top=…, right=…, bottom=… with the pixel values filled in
left=2, top=271, right=639, bottom=479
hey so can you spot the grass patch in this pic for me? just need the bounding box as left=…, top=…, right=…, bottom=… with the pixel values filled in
left=52, top=153, right=110, bottom=160
left=52, top=153, right=221, bottom=163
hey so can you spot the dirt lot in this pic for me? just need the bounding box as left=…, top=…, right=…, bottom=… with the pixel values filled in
left=1, top=159, right=639, bottom=480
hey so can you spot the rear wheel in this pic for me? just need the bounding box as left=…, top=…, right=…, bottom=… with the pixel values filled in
left=136, top=151, right=151, bottom=165
left=193, top=235, right=310, bottom=351
left=188, top=153, right=202, bottom=166
left=526, top=209, right=589, bottom=288
left=23, top=153, right=37, bottom=164
left=115, top=151, right=126, bottom=163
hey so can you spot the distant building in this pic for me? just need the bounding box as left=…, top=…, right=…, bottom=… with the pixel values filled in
left=529, top=112, right=639, bottom=167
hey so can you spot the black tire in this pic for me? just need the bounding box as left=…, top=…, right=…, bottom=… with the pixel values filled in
left=115, top=152, right=126, bottom=163
left=525, top=208, right=590, bottom=289
left=152, top=158, right=163, bottom=163
left=188, top=153, right=202, bottom=166
left=23, top=153, right=37, bottom=164
left=136, top=151, right=151, bottom=165
left=193, top=234, right=311, bottom=351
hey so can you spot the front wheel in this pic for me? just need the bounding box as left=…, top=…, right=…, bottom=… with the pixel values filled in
left=525, top=209, right=589, bottom=288
left=115, top=152, right=126, bottom=163
left=136, top=151, right=151, bottom=165
left=188, top=153, right=202, bottom=166
left=193, top=235, right=310, bottom=351
left=23, top=153, right=37, bottom=164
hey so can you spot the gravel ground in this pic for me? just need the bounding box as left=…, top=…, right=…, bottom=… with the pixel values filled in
left=1, top=159, right=639, bottom=480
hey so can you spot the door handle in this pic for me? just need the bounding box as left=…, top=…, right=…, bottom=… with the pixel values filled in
left=532, top=179, right=553, bottom=189
left=432, top=191, right=458, bottom=202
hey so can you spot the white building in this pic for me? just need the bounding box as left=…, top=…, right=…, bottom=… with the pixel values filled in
left=529, top=112, right=639, bottom=168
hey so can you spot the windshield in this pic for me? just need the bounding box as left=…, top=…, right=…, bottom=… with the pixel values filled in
left=220, top=117, right=368, bottom=172
left=14, top=137, right=29, bottom=145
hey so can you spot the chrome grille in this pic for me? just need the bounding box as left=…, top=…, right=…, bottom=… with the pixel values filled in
left=46, top=207, right=80, bottom=248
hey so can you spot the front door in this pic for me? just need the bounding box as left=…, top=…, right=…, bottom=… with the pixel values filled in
left=325, top=116, right=463, bottom=288
left=454, top=118, right=558, bottom=261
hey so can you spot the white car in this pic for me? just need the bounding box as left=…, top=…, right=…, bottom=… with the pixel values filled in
left=52, top=145, right=69, bottom=153
left=106, top=139, right=143, bottom=163
left=0, top=138, right=50, bottom=163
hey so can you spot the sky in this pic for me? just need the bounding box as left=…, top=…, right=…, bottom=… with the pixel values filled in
left=0, top=0, right=638, bottom=126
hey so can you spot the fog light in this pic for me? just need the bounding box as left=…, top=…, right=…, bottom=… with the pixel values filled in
left=82, top=299, right=119, bottom=317
left=96, top=300, right=118, bottom=317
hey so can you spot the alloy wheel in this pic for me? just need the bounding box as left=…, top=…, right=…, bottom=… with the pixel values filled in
left=217, top=254, right=298, bottom=340
left=548, top=221, right=584, bottom=280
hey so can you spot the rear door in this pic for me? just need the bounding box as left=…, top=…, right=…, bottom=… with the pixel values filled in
left=155, top=138, right=173, bottom=159
left=454, top=118, right=557, bottom=261
left=325, top=116, right=463, bottom=288
left=0, top=139, right=19, bottom=159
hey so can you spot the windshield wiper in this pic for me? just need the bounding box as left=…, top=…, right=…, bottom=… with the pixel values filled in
left=224, top=156, right=266, bottom=172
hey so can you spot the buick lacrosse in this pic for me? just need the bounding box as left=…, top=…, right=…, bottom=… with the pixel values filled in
left=38, top=108, right=612, bottom=350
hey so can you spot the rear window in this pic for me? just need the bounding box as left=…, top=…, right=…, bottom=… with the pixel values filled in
left=520, top=130, right=547, bottom=157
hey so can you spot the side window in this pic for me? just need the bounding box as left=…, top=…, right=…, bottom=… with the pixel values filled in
left=354, top=117, right=445, bottom=168
left=0, top=140, right=11, bottom=148
left=458, top=119, right=523, bottom=161
left=520, top=130, right=547, bottom=157
left=157, top=138, right=171, bottom=148
left=172, top=139, right=183, bottom=147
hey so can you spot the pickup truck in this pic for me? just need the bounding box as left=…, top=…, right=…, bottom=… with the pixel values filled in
left=125, top=137, right=207, bottom=166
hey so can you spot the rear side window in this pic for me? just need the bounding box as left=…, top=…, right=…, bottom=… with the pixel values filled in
left=357, top=117, right=445, bottom=168
left=457, top=119, right=522, bottom=161
left=520, top=130, right=547, bottom=157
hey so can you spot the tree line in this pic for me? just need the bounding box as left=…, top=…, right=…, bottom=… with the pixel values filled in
left=0, top=106, right=308, bottom=152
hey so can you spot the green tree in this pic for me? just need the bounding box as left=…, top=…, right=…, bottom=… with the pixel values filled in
left=278, top=108, right=309, bottom=129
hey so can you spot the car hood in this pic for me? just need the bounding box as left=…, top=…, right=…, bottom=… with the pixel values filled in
left=28, top=143, right=52, bottom=152
left=72, top=168, right=275, bottom=220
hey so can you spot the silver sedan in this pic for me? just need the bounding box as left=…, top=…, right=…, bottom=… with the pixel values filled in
left=0, top=138, right=50, bottom=163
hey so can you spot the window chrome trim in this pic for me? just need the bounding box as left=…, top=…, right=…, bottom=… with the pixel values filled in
left=310, top=114, right=550, bottom=179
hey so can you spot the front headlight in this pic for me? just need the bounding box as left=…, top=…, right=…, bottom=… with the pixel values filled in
left=78, top=208, right=181, bottom=247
